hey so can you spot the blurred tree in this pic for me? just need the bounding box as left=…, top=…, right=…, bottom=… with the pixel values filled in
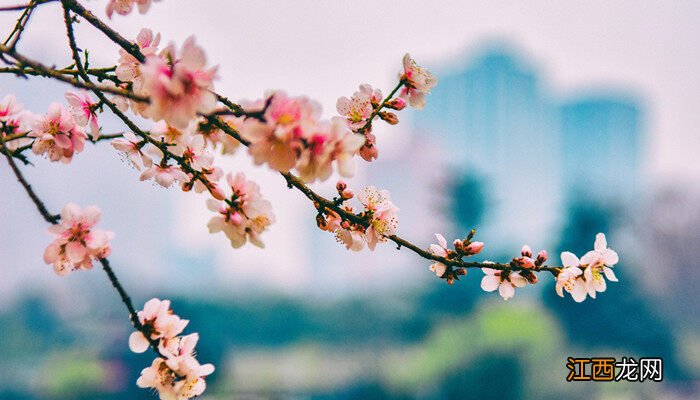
left=448, top=172, right=487, bottom=234
left=416, top=172, right=489, bottom=318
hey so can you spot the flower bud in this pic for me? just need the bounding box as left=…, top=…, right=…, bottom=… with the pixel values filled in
left=520, top=270, right=538, bottom=284
left=208, top=182, right=226, bottom=201
left=378, top=111, right=399, bottom=125
left=446, top=276, right=455, bottom=285
left=336, top=180, right=347, bottom=193
left=316, top=214, right=328, bottom=229
left=385, top=97, right=407, bottom=111
left=341, top=220, right=351, bottom=229
left=466, top=241, right=484, bottom=256
left=515, top=256, right=535, bottom=269
left=521, top=245, right=533, bottom=258
left=535, top=250, right=548, bottom=266
left=455, top=267, right=467, bottom=276
left=341, top=188, right=354, bottom=200
left=360, top=142, right=378, bottom=162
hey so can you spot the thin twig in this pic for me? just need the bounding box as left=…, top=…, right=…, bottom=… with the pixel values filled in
left=0, top=0, right=57, bottom=13
left=0, top=45, right=146, bottom=101
left=3, top=147, right=59, bottom=223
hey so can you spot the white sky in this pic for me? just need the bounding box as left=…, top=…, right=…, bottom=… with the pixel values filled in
left=1, top=0, right=699, bottom=299
left=4, top=0, right=700, bottom=178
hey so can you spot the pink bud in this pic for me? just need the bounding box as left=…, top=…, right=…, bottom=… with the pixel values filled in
left=378, top=111, right=399, bottom=125
left=341, top=189, right=354, bottom=200
left=336, top=180, right=347, bottom=192
left=208, top=183, right=226, bottom=201
left=341, top=220, right=351, bottom=229
left=386, top=97, right=407, bottom=111
left=466, top=241, right=484, bottom=255
left=521, top=245, right=532, bottom=258
left=516, top=257, right=535, bottom=269
left=536, top=250, right=548, bottom=266
left=359, top=136, right=379, bottom=162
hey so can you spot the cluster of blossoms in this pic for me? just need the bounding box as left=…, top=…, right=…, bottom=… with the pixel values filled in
left=129, top=298, right=214, bottom=400
left=206, top=172, right=275, bottom=248
left=335, top=54, right=437, bottom=162
left=479, top=245, right=546, bottom=301
left=111, top=120, right=227, bottom=200
left=425, top=232, right=619, bottom=302
left=316, top=183, right=399, bottom=251
left=106, top=0, right=160, bottom=18
left=239, top=92, right=364, bottom=182
left=115, top=28, right=217, bottom=130
left=555, top=233, right=619, bottom=302
left=0, top=92, right=101, bottom=163
left=42, top=203, right=114, bottom=276
left=1, top=2, right=628, bottom=399
left=428, top=230, right=484, bottom=284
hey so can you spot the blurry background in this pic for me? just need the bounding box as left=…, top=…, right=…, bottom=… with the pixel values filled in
left=1, top=0, right=700, bottom=399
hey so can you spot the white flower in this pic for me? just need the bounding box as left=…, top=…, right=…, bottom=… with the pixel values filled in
left=580, top=233, right=619, bottom=297
left=128, top=298, right=189, bottom=353
left=428, top=233, right=448, bottom=277
left=556, top=252, right=588, bottom=302
left=358, top=186, right=399, bottom=250
left=140, top=164, right=190, bottom=188
left=399, top=53, right=438, bottom=109
left=480, top=267, right=527, bottom=301
left=111, top=132, right=155, bottom=170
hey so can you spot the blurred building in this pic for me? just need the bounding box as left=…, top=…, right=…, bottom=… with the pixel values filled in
left=414, top=45, right=644, bottom=251
left=414, top=46, right=561, bottom=251
left=560, top=96, right=643, bottom=203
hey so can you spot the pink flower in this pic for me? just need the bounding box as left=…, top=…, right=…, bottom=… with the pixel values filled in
left=173, top=134, right=213, bottom=171
left=0, top=94, right=22, bottom=122
left=295, top=117, right=364, bottom=182
left=399, top=53, right=438, bottom=109
left=65, top=90, right=100, bottom=139
left=264, top=91, right=321, bottom=128
left=336, top=85, right=379, bottom=130
left=116, top=28, right=161, bottom=117
left=30, top=103, right=87, bottom=163
left=128, top=298, right=189, bottom=353
left=140, top=163, right=190, bottom=188
left=141, top=37, right=218, bottom=129
left=243, top=92, right=363, bottom=182
left=358, top=186, right=399, bottom=250
left=480, top=267, right=528, bottom=300
left=43, top=203, right=114, bottom=276
left=0, top=95, right=31, bottom=150
left=336, top=226, right=366, bottom=252
left=359, top=132, right=379, bottom=162
left=243, top=92, right=321, bottom=173
left=207, top=173, right=275, bottom=248
left=106, top=0, right=159, bottom=18
left=111, top=132, right=155, bottom=170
